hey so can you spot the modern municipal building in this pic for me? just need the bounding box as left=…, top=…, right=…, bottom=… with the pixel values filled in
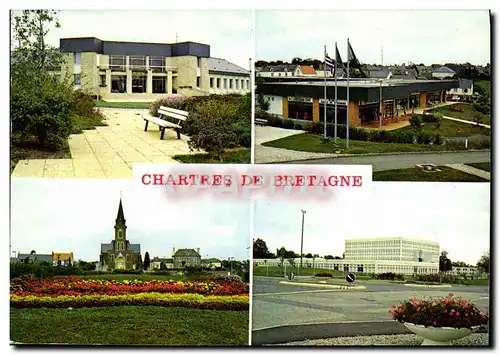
left=59, top=37, right=250, bottom=100
left=259, top=77, right=459, bottom=127
left=254, top=237, right=440, bottom=275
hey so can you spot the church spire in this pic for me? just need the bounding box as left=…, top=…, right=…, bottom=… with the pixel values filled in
left=116, top=196, right=125, bottom=224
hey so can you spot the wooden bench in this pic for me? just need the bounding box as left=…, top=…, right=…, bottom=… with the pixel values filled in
left=255, top=118, right=268, bottom=126
left=143, top=106, right=189, bottom=140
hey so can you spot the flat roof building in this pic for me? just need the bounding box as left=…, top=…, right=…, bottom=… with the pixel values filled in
left=58, top=37, right=250, bottom=100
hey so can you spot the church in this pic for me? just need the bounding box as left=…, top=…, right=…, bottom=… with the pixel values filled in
left=99, top=197, right=142, bottom=270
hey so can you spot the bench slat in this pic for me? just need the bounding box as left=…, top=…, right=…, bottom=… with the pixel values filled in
left=158, top=109, right=188, bottom=121
left=144, top=116, right=181, bottom=129
left=159, top=106, right=189, bottom=117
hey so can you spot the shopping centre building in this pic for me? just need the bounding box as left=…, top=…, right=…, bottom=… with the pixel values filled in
left=259, top=78, right=458, bottom=127
left=254, top=237, right=440, bottom=275
left=58, top=37, right=250, bottom=100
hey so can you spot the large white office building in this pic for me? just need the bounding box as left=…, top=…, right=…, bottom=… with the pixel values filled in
left=254, top=237, right=440, bottom=275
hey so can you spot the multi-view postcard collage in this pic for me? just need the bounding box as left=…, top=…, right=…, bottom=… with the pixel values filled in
left=9, top=8, right=491, bottom=348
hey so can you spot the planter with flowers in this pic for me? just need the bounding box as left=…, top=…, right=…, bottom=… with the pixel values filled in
left=389, top=293, right=488, bottom=346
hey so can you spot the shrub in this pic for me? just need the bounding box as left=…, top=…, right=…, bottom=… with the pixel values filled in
left=409, top=114, right=423, bottom=129
left=11, top=74, right=74, bottom=150
left=434, top=134, right=443, bottom=145
left=302, top=121, right=322, bottom=133
left=71, top=89, right=95, bottom=117
left=376, top=272, right=397, bottom=280
left=444, top=139, right=468, bottom=151
left=282, top=119, right=296, bottom=129
left=467, top=135, right=491, bottom=149
left=315, top=272, right=332, bottom=277
left=416, top=132, right=432, bottom=145
left=389, top=293, right=488, bottom=328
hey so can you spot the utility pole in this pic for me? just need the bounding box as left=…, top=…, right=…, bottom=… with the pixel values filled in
left=300, top=209, right=306, bottom=269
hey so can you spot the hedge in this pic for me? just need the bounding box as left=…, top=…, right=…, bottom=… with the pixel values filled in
left=10, top=293, right=249, bottom=311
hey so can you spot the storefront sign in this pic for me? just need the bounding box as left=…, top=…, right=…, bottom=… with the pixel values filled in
left=319, top=99, right=347, bottom=105
left=288, top=96, right=313, bottom=103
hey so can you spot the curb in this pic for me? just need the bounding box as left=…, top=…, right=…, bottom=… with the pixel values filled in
left=403, top=283, right=452, bottom=288
left=263, top=149, right=491, bottom=164
left=279, top=281, right=366, bottom=290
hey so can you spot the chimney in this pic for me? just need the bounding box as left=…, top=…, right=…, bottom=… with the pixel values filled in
left=172, top=247, right=175, bottom=256
left=197, top=248, right=200, bottom=255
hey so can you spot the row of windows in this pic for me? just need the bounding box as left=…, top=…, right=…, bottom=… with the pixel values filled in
left=108, top=75, right=167, bottom=94
left=74, top=54, right=202, bottom=70
left=210, top=77, right=249, bottom=90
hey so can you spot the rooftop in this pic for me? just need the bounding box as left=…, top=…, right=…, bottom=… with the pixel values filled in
left=262, top=78, right=454, bottom=88
left=208, top=57, right=249, bottom=75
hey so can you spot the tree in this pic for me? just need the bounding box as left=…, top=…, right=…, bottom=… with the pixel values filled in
left=253, top=238, right=273, bottom=258
left=324, top=255, right=334, bottom=259
left=67, top=256, right=72, bottom=267
left=144, top=252, right=151, bottom=270
left=439, top=251, right=453, bottom=273
left=160, top=262, right=166, bottom=270
left=477, top=251, right=489, bottom=274
left=304, top=253, right=313, bottom=258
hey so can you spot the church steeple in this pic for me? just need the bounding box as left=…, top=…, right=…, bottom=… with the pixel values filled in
left=116, top=197, right=125, bottom=224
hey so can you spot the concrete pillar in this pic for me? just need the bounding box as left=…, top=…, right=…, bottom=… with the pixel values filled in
left=126, top=71, right=132, bottom=94
left=147, top=71, right=153, bottom=94
left=348, top=101, right=360, bottom=127
left=419, top=92, right=427, bottom=108
left=312, top=98, right=320, bottom=122
left=282, top=96, right=289, bottom=119
left=167, top=71, right=173, bottom=94
left=105, top=70, right=111, bottom=94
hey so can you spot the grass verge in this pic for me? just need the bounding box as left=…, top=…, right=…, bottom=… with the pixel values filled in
left=95, top=100, right=151, bottom=109
left=429, top=104, right=490, bottom=125
left=464, top=162, right=491, bottom=172
left=71, top=114, right=107, bottom=134
left=398, top=117, right=490, bottom=136
left=262, top=133, right=451, bottom=154
left=173, top=148, right=250, bottom=164
left=373, top=166, right=489, bottom=182
left=10, top=306, right=249, bottom=345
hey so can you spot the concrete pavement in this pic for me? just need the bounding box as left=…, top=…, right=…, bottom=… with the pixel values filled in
left=12, top=109, right=196, bottom=179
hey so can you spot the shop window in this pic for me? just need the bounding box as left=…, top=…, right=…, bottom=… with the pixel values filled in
left=152, top=77, right=166, bottom=94
left=132, top=75, right=147, bottom=93
left=111, top=75, right=127, bottom=93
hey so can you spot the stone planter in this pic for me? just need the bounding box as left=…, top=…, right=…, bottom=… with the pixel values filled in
left=404, top=322, right=480, bottom=346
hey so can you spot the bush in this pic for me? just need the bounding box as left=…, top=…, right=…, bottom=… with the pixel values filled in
left=315, top=272, right=332, bottom=277
left=376, top=272, right=397, bottom=280
left=11, top=74, right=74, bottom=150
left=409, top=114, right=423, bottom=129
left=468, top=135, right=491, bottom=149
left=302, top=121, right=322, bottom=133
left=71, top=89, right=95, bottom=117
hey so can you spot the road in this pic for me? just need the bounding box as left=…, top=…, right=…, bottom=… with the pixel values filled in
left=278, top=151, right=491, bottom=171
left=252, top=277, right=490, bottom=331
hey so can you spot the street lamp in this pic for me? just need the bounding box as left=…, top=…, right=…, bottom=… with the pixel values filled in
left=299, top=209, right=306, bottom=274
left=379, top=79, right=383, bottom=128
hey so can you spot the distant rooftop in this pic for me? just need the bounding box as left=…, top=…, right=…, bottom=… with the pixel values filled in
left=208, top=57, right=249, bottom=75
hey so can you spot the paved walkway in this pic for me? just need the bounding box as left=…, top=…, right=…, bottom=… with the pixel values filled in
left=12, top=109, right=194, bottom=179
left=443, top=116, right=491, bottom=129
left=255, top=126, right=338, bottom=163
left=446, top=163, right=491, bottom=180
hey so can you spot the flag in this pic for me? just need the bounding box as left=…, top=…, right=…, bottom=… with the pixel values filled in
left=347, top=41, right=367, bottom=78
left=335, top=45, right=345, bottom=76
left=324, top=52, right=335, bottom=74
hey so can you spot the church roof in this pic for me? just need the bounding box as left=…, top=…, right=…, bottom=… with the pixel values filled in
left=101, top=242, right=114, bottom=253
left=116, top=198, right=125, bottom=223
left=127, top=241, right=141, bottom=254
left=173, top=249, right=200, bottom=257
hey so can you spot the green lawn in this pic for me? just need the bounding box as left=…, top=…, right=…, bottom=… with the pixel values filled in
left=465, top=162, right=491, bottom=172
left=10, top=306, right=249, bottom=345
left=398, top=118, right=490, bottom=137
left=373, top=166, right=489, bottom=182
left=95, top=100, right=151, bottom=109
left=429, top=103, right=490, bottom=125
left=253, top=266, right=372, bottom=279
left=174, top=148, right=251, bottom=164
left=262, top=133, right=451, bottom=154
left=71, top=114, right=107, bottom=134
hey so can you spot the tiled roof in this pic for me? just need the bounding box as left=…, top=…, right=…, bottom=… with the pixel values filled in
left=127, top=241, right=141, bottom=254
left=433, top=66, right=455, bottom=74
left=259, top=65, right=297, bottom=73
left=368, top=69, right=391, bottom=79
left=298, top=65, right=316, bottom=74
left=101, top=242, right=113, bottom=253
left=173, top=248, right=201, bottom=257
left=17, top=254, right=53, bottom=262
left=208, top=57, right=249, bottom=75
left=201, top=258, right=221, bottom=263
left=152, top=257, right=173, bottom=263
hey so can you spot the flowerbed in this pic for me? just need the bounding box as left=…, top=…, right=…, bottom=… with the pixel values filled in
left=11, top=293, right=248, bottom=311
left=389, top=293, right=488, bottom=328
left=11, top=276, right=248, bottom=297
left=10, top=276, right=249, bottom=310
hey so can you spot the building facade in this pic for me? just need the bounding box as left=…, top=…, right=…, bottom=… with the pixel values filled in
left=254, top=237, right=440, bottom=275
left=100, top=198, right=142, bottom=270
left=172, top=248, right=201, bottom=268
left=59, top=37, right=250, bottom=100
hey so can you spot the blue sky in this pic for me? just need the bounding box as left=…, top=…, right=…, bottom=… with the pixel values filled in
left=255, top=183, right=490, bottom=265
left=13, top=9, right=253, bottom=70
left=256, top=10, right=491, bottom=65
left=11, top=179, right=250, bottom=262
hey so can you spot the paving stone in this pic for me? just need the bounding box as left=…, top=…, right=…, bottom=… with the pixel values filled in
left=11, top=160, right=45, bottom=178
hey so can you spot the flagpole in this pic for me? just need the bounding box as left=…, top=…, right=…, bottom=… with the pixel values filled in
left=346, top=38, right=350, bottom=149
left=323, top=45, right=327, bottom=139
left=334, top=42, right=338, bottom=143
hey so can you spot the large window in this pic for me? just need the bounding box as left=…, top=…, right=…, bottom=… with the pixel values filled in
left=152, top=77, right=166, bottom=94
left=216, top=78, right=221, bottom=88
left=100, top=75, right=106, bottom=87
left=149, top=56, right=165, bottom=72
left=132, top=75, right=147, bottom=93
left=74, top=53, right=81, bottom=65
left=130, top=56, right=146, bottom=70
left=74, top=74, right=81, bottom=86
left=111, top=75, right=127, bottom=93
left=210, top=78, right=214, bottom=88
left=110, top=56, right=126, bottom=71
left=196, top=77, right=200, bottom=88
